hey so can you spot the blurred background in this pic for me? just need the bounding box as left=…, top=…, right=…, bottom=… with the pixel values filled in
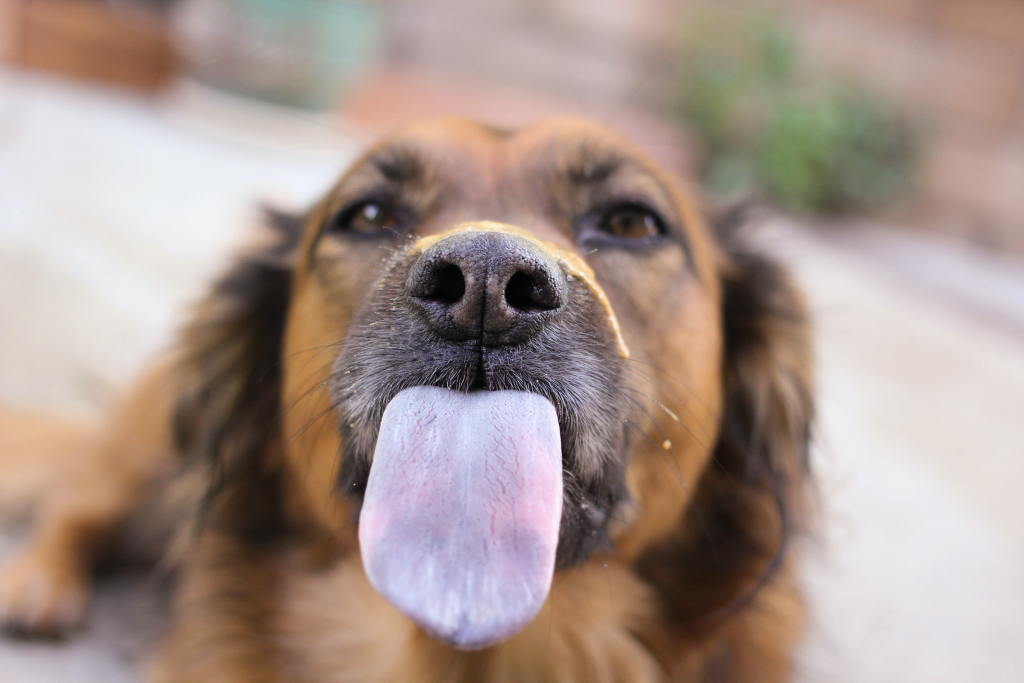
left=0, top=1, right=1022, bottom=681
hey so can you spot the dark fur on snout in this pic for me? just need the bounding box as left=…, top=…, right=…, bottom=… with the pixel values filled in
left=333, top=239, right=631, bottom=569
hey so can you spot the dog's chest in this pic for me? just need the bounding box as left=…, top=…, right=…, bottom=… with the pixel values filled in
left=273, top=555, right=664, bottom=683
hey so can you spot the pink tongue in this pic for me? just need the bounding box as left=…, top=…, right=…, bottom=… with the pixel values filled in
left=358, top=386, right=563, bottom=650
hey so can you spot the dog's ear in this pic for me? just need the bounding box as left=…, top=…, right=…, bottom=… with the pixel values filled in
left=637, top=212, right=813, bottom=626
left=716, top=207, right=813, bottom=520
left=171, top=209, right=304, bottom=540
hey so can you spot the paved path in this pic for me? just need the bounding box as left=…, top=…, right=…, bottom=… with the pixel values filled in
left=1, top=71, right=1022, bottom=682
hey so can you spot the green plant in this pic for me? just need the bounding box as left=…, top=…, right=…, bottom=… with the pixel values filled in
left=675, top=8, right=918, bottom=214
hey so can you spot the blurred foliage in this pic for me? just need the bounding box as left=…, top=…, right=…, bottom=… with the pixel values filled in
left=675, top=8, right=918, bottom=214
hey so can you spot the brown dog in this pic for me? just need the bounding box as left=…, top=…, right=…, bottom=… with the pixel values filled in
left=0, top=118, right=813, bottom=682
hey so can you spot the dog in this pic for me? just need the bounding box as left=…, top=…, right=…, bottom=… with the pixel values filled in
left=0, top=118, right=813, bottom=682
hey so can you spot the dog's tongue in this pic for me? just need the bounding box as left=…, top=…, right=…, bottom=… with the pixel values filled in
left=358, top=386, right=563, bottom=650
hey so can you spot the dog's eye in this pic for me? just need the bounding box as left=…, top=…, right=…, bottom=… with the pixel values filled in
left=331, top=201, right=402, bottom=236
left=578, top=204, right=667, bottom=248
left=599, top=205, right=664, bottom=240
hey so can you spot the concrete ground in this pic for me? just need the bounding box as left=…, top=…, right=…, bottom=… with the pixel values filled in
left=1, top=70, right=1022, bottom=682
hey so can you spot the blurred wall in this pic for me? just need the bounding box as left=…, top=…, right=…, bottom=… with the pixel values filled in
left=0, top=0, right=175, bottom=89
left=384, top=0, right=678, bottom=113
left=788, top=0, right=1024, bottom=252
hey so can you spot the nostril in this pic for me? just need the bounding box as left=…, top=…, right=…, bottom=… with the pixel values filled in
left=420, top=263, right=466, bottom=305
left=505, top=271, right=561, bottom=313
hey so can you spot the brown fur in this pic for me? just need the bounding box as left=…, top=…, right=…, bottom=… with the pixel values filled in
left=0, top=118, right=813, bottom=681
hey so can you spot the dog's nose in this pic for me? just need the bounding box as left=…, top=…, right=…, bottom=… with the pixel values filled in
left=407, top=230, right=567, bottom=346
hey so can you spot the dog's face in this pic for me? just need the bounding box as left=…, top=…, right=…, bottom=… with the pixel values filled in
left=175, top=117, right=811, bottom=655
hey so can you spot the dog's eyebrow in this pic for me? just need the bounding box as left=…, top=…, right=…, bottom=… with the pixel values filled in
left=565, top=154, right=623, bottom=185
left=369, top=146, right=424, bottom=183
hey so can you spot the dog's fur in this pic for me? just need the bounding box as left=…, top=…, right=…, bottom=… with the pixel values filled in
left=0, top=118, right=812, bottom=682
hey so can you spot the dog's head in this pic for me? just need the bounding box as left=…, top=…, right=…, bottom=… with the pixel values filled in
left=173, top=118, right=812, bottom=650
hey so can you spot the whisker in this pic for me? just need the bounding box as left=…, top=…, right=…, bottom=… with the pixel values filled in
left=622, top=418, right=665, bottom=480
left=624, top=361, right=737, bottom=482
left=620, top=385, right=713, bottom=457
left=282, top=392, right=341, bottom=449
left=280, top=377, right=333, bottom=422
left=621, top=361, right=715, bottom=444
left=624, top=358, right=717, bottom=424
left=283, top=341, right=344, bottom=362
left=613, top=380, right=719, bottom=547
left=616, top=390, right=688, bottom=487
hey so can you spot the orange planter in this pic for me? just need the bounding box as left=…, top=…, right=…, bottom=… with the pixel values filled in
left=4, top=0, right=176, bottom=91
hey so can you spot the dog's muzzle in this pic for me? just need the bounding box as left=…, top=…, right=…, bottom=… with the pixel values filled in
left=356, top=225, right=574, bottom=649
left=353, top=223, right=627, bottom=649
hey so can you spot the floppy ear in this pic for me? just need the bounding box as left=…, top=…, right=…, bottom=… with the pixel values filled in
left=171, top=209, right=304, bottom=541
left=636, top=209, right=813, bottom=626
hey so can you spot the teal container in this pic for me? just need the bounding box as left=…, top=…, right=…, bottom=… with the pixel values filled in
left=173, top=0, right=382, bottom=109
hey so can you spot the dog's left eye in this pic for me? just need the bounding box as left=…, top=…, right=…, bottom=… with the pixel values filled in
left=578, top=204, right=667, bottom=247
left=331, top=201, right=403, bottom=236
left=600, top=205, right=663, bottom=240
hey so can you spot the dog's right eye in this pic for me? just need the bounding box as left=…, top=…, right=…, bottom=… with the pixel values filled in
left=329, top=201, right=403, bottom=237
